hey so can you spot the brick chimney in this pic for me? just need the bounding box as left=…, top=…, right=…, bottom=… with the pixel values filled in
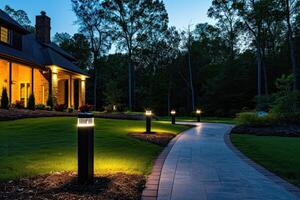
left=35, top=11, right=51, bottom=43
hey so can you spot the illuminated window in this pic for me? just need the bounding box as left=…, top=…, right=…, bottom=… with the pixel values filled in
left=0, top=26, right=9, bottom=44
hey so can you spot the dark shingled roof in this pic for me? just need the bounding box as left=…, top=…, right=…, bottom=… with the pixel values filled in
left=0, top=9, right=89, bottom=76
left=0, top=9, right=29, bottom=34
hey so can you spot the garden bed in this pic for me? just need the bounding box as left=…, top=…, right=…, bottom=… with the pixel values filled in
left=0, top=109, right=146, bottom=121
left=232, top=124, right=300, bottom=137
left=129, top=132, right=176, bottom=146
left=0, top=172, right=145, bottom=200
left=0, top=109, right=75, bottom=121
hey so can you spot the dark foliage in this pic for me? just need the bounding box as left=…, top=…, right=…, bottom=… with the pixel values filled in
left=0, top=88, right=9, bottom=109
left=28, top=94, right=35, bottom=110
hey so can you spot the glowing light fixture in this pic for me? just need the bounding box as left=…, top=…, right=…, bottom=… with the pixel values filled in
left=77, top=112, right=95, bottom=184
left=145, top=110, right=152, bottom=133
left=196, top=109, right=202, bottom=122
left=171, top=110, right=176, bottom=124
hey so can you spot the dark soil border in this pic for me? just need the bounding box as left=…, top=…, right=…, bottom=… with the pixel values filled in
left=141, top=129, right=187, bottom=200
left=225, top=129, right=300, bottom=198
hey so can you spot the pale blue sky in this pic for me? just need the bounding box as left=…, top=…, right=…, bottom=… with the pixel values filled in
left=0, top=0, right=214, bottom=35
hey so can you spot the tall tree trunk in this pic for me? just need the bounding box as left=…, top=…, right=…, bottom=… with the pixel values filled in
left=262, top=49, right=269, bottom=95
left=257, top=45, right=262, bottom=96
left=188, top=49, right=195, bottom=111
left=167, top=81, right=171, bottom=115
left=128, top=55, right=133, bottom=111
left=93, top=54, right=98, bottom=109
left=286, top=0, right=298, bottom=90
left=263, top=61, right=269, bottom=95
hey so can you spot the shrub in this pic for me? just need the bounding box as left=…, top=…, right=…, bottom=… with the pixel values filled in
left=271, top=91, right=300, bottom=114
left=0, top=88, right=9, bottom=109
left=28, top=94, right=35, bottom=110
left=104, top=105, right=114, bottom=113
left=54, top=104, right=66, bottom=112
left=255, top=95, right=274, bottom=112
left=47, top=95, right=54, bottom=109
left=15, top=100, right=24, bottom=109
left=45, top=106, right=52, bottom=111
left=67, top=107, right=74, bottom=113
left=36, top=104, right=45, bottom=110
left=79, top=104, right=94, bottom=113
left=236, top=112, right=273, bottom=126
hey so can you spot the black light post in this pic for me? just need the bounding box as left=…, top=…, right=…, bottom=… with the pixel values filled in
left=77, top=113, right=95, bottom=184
left=196, top=109, right=202, bottom=122
left=145, top=110, right=152, bottom=133
left=171, top=110, right=176, bottom=124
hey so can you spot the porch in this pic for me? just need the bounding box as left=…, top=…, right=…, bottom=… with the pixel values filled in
left=0, top=58, right=87, bottom=109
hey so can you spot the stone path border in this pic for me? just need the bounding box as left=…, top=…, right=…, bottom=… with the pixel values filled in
left=225, top=131, right=300, bottom=198
left=141, top=129, right=187, bottom=200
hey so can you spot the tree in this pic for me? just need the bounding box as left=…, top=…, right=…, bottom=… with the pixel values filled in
left=234, top=0, right=275, bottom=97
left=72, top=0, right=112, bottom=109
left=28, top=94, right=35, bottom=110
left=208, top=0, right=241, bottom=60
left=3, top=5, right=34, bottom=32
left=103, top=0, right=169, bottom=110
left=281, top=0, right=300, bottom=90
left=181, top=25, right=196, bottom=111
left=1, top=88, right=9, bottom=109
left=53, top=32, right=91, bottom=69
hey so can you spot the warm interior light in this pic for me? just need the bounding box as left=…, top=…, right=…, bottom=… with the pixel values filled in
left=52, top=73, right=58, bottom=81
left=171, top=110, right=176, bottom=115
left=77, top=118, right=95, bottom=127
left=196, top=109, right=202, bottom=114
left=145, top=110, right=152, bottom=116
left=52, top=66, right=58, bottom=73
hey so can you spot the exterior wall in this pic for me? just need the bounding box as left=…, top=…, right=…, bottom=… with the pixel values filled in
left=34, top=69, right=49, bottom=105
left=57, top=79, right=66, bottom=105
left=80, top=79, right=86, bottom=106
left=11, top=63, right=32, bottom=107
left=0, top=59, right=9, bottom=99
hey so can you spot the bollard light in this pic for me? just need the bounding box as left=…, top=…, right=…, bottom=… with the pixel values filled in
left=170, top=110, right=176, bottom=125
left=145, top=110, right=152, bottom=133
left=77, top=112, right=95, bottom=184
left=196, top=109, right=202, bottom=122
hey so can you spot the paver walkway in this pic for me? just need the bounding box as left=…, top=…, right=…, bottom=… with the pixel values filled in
left=157, top=123, right=300, bottom=200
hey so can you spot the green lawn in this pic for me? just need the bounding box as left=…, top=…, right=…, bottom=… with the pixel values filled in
left=0, top=117, right=188, bottom=180
left=231, top=134, right=300, bottom=187
left=158, top=116, right=236, bottom=124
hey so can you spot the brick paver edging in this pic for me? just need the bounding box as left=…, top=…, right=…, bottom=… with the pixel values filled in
left=141, top=128, right=189, bottom=200
left=224, top=129, right=300, bottom=198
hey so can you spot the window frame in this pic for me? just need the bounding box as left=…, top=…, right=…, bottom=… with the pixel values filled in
left=0, top=26, right=11, bottom=45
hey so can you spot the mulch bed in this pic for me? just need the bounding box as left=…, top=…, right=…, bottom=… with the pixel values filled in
left=129, top=132, right=176, bottom=146
left=0, top=172, right=145, bottom=200
left=232, top=124, right=300, bottom=137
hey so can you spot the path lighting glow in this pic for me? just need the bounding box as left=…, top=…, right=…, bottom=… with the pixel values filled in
left=145, top=110, right=152, bottom=133
left=196, top=109, right=202, bottom=122
left=77, top=113, right=95, bottom=184
left=171, top=110, right=176, bottom=125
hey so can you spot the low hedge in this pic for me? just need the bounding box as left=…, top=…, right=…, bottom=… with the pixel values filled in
left=236, top=112, right=300, bottom=126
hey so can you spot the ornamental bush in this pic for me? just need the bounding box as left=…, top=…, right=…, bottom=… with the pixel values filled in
left=28, top=94, right=35, bottom=110
left=0, top=88, right=9, bottom=109
left=47, top=95, right=54, bottom=109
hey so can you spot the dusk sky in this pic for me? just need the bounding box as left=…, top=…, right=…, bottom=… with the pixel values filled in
left=0, top=0, right=214, bottom=36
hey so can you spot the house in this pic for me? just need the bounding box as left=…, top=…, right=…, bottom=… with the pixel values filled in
left=0, top=10, right=89, bottom=109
